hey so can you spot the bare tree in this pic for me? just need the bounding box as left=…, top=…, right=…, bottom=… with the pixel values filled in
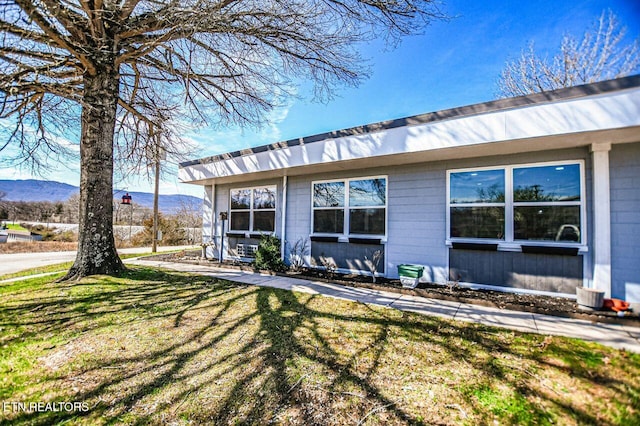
left=173, top=197, right=203, bottom=244
left=1, top=1, right=447, bottom=280
left=498, top=10, right=640, bottom=97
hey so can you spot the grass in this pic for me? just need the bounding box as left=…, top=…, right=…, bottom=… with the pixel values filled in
left=0, top=241, right=78, bottom=255
left=0, top=254, right=146, bottom=281
left=0, top=268, right=638, bottom=425
left=3, top=224, right=28, bottom=231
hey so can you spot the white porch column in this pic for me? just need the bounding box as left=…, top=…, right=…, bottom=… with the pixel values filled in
left=590, top=143, right=612, bottom=297
left=202, top=184, right=216, bottom=258
left=280, top=175, right=288, bottom=260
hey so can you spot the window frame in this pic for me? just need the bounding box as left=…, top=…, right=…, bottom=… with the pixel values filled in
left=446, top=160, right=586, bottom=248
left=229, top=185, right=277, bottom=233
left=311, top=175, right=388, bottom=239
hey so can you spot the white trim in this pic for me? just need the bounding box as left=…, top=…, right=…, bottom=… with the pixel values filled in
left=310, top=175, right=388, bottom=238
left=590, top=143, right=612, bottom=297
left=211, top=184, right=216, bottom=259
left=281, top=175, right=288, bottom=260
left=446, top=159, right=587, bottom=248
left=179, top=86, right=640, bottom=184
left=210, top=184, right=216, bottom=244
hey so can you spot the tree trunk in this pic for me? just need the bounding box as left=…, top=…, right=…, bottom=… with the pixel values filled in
left=61, top=69, right=124, bottom=280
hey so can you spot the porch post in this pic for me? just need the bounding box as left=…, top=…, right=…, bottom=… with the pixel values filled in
left=281, top=175, right=288, bottom=261
left=590, top=143, right=612, bottom=297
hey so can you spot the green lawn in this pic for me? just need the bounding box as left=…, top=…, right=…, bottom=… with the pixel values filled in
left=3, top=223, right=28, bottom=231
left=1, top=268, right=638, bottom=425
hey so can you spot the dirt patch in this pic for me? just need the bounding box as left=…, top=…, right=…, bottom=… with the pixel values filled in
left=145, top=252, right=640, bottom=326
left=0, top=241, right=78, bottom=254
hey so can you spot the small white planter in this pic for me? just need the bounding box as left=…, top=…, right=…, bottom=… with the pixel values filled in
left=400, top=276, right=419, bottom=289
left=576, top=287, right=605, bottom=311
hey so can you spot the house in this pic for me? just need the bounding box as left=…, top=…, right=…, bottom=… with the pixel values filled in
left=179, top=75, right=640, bottom=308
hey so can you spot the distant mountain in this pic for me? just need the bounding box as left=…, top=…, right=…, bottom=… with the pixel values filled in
left=0, top=179, right=201, bottom=213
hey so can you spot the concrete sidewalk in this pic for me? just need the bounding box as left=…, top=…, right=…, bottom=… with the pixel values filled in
left=128, top=259, right=640, bottom=353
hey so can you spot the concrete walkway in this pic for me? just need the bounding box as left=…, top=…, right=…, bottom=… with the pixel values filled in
left=128, top=259, right=640, bottom=353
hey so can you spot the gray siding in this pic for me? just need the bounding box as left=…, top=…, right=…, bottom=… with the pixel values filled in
left=310, top=241, right=385, bottom=274
left=450, top=249, right=582, bottom=294
left=210, top=178, right=283, bottom=260
left=610, top=142, right=640, bottom=303
left=283, top=146, right=591, bottom=293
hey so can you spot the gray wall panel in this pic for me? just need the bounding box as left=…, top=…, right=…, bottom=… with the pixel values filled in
left=610, top=142, right=640, bottom=302
left=450, top=249, right=583, bottom=294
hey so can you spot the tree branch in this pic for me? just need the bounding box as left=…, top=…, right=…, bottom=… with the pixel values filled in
left=13, top=0, right=96, bottom=75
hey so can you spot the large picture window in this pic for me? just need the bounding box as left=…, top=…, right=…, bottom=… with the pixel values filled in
left=312, top=177, right=387, bottom=236
left=230, top=186, right=276, bottom=232
left=448, top=162, right=584, bottom=244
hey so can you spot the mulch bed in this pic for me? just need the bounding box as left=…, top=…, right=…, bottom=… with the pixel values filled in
left=143, top=251, right=640, bottom=327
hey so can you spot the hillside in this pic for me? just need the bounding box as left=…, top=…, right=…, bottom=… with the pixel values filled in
left=0, top=179, right=201, bottom=213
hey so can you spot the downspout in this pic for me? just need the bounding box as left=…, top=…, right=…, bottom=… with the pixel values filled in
left=281, top=175, right=288, bottom=261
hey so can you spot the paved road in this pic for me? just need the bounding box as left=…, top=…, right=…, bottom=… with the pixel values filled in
left=0, top=246, right=198, bottom=276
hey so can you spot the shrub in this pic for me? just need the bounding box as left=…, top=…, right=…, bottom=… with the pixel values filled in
left=252, top=235, right=286, bottom=272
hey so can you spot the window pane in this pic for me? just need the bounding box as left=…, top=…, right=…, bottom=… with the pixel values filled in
left=349, top=178, right=386, bottom=207
left=349, top=208, right=385, bottom=235
left=253, top=211, right=275, bottom=232
left=254, top=187, right=276, bottom=209
left=514, top=206, right=581, bottom=241
left=313, top=182, right=344, bottom=207
left=230, top=189, right=251, bottom=209
left=450, top=207, right=505, bottom=239
left=513, top=164, right=581, bottom=202
left=313, top=209, right=344, bottom=233
left=450, top=170, right=505, bottom=203
left=230, top=211, right=250, bottom=231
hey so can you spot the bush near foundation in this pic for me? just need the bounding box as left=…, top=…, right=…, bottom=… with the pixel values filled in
left=253, top=235, right=286, bottom=272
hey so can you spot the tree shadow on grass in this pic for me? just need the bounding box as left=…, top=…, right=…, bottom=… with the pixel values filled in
left=1, top=268, right=638, bottom=425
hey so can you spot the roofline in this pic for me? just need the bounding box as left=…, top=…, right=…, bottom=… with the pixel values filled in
left=179, top=75, right=640, bottom=168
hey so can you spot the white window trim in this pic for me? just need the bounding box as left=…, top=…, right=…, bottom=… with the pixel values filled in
left=229, top=185, right=277, bottom=233
left=446, top=160, right=587, bottom=250
left=311, top=175, right=388, bottom=240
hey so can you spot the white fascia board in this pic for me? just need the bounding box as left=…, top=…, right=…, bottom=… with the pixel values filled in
left=180, top=87, right=640, bottom=184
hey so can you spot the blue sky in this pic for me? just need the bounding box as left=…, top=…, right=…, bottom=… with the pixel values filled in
left=2, top=0, right=639, bottom=197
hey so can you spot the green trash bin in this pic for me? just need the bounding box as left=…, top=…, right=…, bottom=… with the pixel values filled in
left=398, top=264, right=424, bottom=288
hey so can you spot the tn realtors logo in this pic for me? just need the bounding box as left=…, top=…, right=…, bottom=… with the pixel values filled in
left=2, top=401, right=89, bottom=413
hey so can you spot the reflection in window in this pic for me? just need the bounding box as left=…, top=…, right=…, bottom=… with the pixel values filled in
left=350, top=208, right=386, bottom=235
left=451, top=207, right=505, bottom=239
left=349, top=178, right=386, bottom=206
left=230, top=186, right=276, bottom=232
left=313, top=182, right=344, bottom=207
left=313, top=209, right=344, bottom=233
left=230, top=189, right=251, bottom=209
left=253, top=211, right=275, bottom=232
left=514, top=206, right=580, bottom=241
left=230, top=211, right=250, bottom=231
left=450, top=169, right=505, bottom=203
left=254, top=187, right=276, bottom=209
left=513, top=164, right=580, bottom=202
left=448, top=162, right=583, bottom=244
left=312, top=177, right=386, bottom=236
